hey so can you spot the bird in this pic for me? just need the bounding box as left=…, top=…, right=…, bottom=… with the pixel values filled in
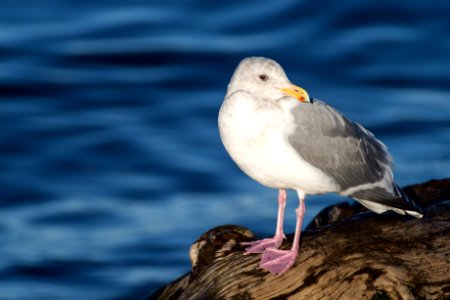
left=218, top=57, right=423, bottom=276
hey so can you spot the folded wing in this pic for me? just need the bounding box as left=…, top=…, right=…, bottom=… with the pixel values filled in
left=288, top=100, right=422, bottom=217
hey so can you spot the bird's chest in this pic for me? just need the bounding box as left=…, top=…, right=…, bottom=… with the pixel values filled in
left=219, top=98, right=285, bottom=156
left=219, top=98, right=296, bottom=187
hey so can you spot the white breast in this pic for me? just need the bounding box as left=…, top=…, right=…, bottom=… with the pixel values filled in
left=218, top=92, right=338, bottom=194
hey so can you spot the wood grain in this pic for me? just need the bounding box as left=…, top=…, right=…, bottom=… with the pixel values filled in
left=149, top=178, right=450, bottom=300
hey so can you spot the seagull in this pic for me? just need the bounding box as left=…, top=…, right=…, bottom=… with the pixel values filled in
left=218, top=57, right=423, bottom=275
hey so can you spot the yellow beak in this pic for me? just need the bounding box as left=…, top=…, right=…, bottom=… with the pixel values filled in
left=280, top=84, right=310, bottom=103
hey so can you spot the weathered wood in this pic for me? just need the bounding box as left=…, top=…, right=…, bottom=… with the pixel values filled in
left=149, top=178, right=450, bottom=300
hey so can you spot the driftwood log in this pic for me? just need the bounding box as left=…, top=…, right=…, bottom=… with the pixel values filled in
left=149, top=179, right=450, bottom=300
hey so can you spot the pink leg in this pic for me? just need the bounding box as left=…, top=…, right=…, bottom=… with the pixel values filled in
left=259, top=191, right=306, bottom=275
left=241, top=189, right=287, bottom=254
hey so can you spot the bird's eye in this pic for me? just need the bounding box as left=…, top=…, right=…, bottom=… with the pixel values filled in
left=259, top=74, right=268, bottom=81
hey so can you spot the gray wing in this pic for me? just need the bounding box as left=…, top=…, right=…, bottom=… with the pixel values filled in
left=288, top=100, right=422, bottom=214
left=289, top=100, right=391, bottom=191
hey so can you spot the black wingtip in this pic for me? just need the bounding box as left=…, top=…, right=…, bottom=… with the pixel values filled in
left=397, top=185, right=424, bottom=216
left=349, top=184, right=424, bottom=218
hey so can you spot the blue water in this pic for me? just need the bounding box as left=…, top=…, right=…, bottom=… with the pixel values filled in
left=0, top=1, right=449, bottom=299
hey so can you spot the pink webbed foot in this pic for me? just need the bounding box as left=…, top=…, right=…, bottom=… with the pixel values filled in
left=241, top=236, right=283, bottom=254
left=259, top=248, right=298, bottom=275
left=242, top=189, right=287, bottom=254
left=258, top=195, right=305, bottom=275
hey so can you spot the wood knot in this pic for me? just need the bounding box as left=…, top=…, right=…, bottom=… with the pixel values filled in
left=189, top=225, right=254, bottom=278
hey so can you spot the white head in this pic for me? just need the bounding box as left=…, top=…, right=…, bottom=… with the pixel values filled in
left=226, top=57, right=310, bottom=103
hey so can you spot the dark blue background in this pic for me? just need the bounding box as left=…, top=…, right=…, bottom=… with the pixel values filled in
left=0, top=1, right=449, bottom=299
